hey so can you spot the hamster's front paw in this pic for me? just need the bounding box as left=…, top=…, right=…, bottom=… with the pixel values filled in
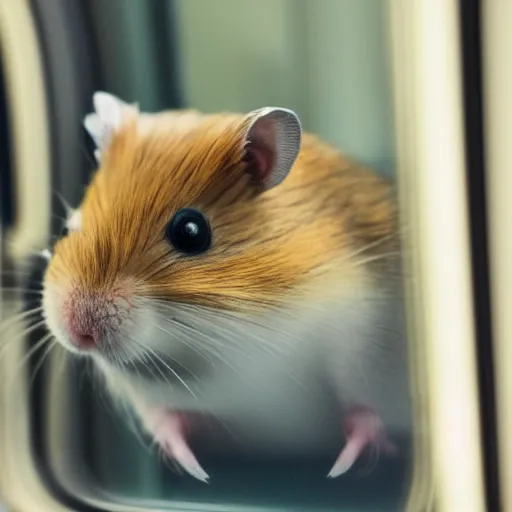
left=328, top=405, right=396, bottom=478
left=146, top=408, right=209, bottom=482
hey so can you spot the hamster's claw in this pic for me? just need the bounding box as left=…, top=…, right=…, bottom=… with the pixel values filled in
left=153, top=411, right=209, bottom=483
left=327, top=405, right=396, bottom=478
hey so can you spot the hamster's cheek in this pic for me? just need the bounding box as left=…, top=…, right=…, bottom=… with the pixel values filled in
left=127, top=299, right=186, bottom=356
left=42, top=281, right=80, bottom=354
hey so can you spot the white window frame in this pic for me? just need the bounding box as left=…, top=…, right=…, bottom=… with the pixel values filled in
left=482, top=2, right=512, bottom=510
left=389, top=0, right=486, bottom=510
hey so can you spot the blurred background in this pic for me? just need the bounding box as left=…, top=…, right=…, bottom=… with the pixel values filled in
left=0, top=0, right=504, bottom=511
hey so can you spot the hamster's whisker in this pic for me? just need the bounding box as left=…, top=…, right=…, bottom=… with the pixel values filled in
left=0, top=269, right=37, bottom=278
left=0, top=305, right=44, bottom=329
left=51, top=212, right=68, bottom=223
left=133, top=333, right=203, bottom=386
left=162, top=304, right=319, bottom=391
left=150, top=299, right=294, bottom=340
left=159, top=301, right=298, bottom=352
left=115, top=349, right=156, bottom=447
left=344, top=233, right=398, bottom=260
left=0, top=287, right=43, bottom=297
left=10, top=248, right=51, bottom=263
left=0, top=318, right=48, bottom=357
left=129, top=326, right=248, bottom=437
left=110, top=348, right=126, bottom=369
left=150, top=301, right=298, bottom=360
left=123, top=343, right=157, bottom=379
left=150, top=314, right=248, bottom=376
left=159, top=314, right=250, bottom=361
left=105, top=355, right=152, bottom=452
left=185, top=311, right=291, bottom=360
left=28, top=337, right=59, bottom=390
left=123, top=344, right=142, bottom=372
left=152, top=320, right=228, bottom=369
left=103, top=336, right=132, bottom=368
left=152, top=308, right=308, bottom=391
left=53, top=188, right=74, bottom=214
left=78, top=142, right=98, bottom=169
left=136, top=352, right=166, bottom=384
left=353, top=251, right=402, bottom=267
left=6, top=331, right=54, bottom=392
left=119, top=325, right=159, bottom=367
left=141, top=345, right=198, bottom=400
left=358, top=442, right=380, bottom=477
left=53, top=346, right=68, bottom=379
left=118, top=324, right=175, bottom=380
left=151, top=319, right=255, bottom=398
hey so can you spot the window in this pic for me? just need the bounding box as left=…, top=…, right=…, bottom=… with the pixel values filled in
left=0, top=0, right=491, bottom=510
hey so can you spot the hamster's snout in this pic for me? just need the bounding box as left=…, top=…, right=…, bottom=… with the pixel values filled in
left=60, top=289, right=133, bottom=352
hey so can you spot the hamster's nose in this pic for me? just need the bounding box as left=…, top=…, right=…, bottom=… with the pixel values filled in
left=68, top=326, right=97, bottom=350
left=62, top=288, right=130, bottom=352
left=64, top=294, right=106, bottom=350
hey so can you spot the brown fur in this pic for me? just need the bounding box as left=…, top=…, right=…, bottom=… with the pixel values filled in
left=45, top=109, right=398, bottom=311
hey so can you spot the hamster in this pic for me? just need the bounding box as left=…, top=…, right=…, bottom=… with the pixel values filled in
left=42, top=92, right=410, bottom=483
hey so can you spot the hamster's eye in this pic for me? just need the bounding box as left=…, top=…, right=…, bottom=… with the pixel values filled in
left=166, top=208, right=211, bottom=255
left=61, top=225, right=69, bottom=238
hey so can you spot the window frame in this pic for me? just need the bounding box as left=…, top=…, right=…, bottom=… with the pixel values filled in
left=0, top=0, right=491, bottom=510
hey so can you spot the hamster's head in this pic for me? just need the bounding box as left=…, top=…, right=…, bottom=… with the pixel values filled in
left=42, top=92, right=340, bottom=367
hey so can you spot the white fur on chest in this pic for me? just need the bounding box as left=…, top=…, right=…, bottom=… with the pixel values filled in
left=96, top=283, right=410, bottom=452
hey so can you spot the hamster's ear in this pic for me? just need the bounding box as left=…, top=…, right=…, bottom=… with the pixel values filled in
left=83, top=91, right=138, bottom=161
left=243, top=107, right=302, bottom=190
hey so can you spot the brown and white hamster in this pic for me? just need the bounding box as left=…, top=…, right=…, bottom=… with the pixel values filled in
left=42, top=92, right=410, bottom=482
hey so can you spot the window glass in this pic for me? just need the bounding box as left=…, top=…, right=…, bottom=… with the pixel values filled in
left=26, top=1, right=415, bottom=510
